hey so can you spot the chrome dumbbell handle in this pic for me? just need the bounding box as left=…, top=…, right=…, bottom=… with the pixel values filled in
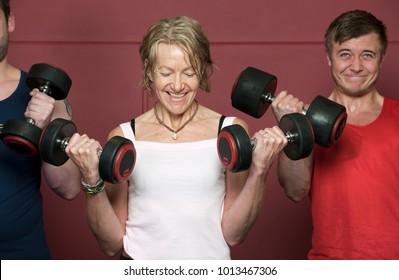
left=24, top=83, right=52, bottom=125
left=262, top=93, right=307, bottom=115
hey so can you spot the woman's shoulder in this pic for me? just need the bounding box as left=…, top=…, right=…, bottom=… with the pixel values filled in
left=198, top=103, right=247, bottom=123
left=196, top=104, right=221, bottom=118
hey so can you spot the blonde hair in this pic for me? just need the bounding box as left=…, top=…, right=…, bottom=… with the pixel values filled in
left=139, top=16, right=215, bottom=94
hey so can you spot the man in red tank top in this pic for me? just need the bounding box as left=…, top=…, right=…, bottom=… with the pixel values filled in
left=273, top=10, right=399, bottom=259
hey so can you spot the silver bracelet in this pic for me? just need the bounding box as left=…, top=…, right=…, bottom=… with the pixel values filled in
left=81, top=177, right=105, bottom=195
left=81, top=177, right=103, bottom=189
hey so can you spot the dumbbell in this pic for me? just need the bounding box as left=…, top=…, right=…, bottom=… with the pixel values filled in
left=39, top=118, right=136, bottom=184
left=231, top=66, right=347, bottom=147
left=0, top=63, right=72, bottom=156
left=217, top=113, right=314, bottom=172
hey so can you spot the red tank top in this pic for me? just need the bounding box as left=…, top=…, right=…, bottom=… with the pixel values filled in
left=309, top=97, right=399, bottom=259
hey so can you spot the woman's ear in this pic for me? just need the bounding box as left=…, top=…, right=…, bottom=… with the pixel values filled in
left=148, top=71, right=153, bottom=81
left=144, top=59, right=153, bottom=81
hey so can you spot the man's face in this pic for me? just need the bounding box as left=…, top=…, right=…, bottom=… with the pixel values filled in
left=0, top=10, right=14, bottom=63
left=327, top=32, right=383, bottom=97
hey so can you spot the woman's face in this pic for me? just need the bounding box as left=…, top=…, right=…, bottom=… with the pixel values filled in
left=151, top=43, right=199, bottom=115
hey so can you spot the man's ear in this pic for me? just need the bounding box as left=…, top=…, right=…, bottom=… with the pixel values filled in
left=327, top=54, right=332, bottom=67
left=8, top=13, right=15, bottom=32
left=379, top=55, right=385, bottom=67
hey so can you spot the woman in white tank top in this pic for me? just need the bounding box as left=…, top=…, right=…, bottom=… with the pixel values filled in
left=65, top=16, right=288, bottom=259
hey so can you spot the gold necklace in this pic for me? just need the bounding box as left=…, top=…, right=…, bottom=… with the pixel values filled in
left=154, top=100, right=198, bottom=140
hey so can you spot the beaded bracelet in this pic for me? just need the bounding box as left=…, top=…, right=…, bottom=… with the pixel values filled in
left=81, top=178, right=105, bottom=196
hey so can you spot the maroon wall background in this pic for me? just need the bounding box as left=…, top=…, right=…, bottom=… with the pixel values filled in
left=8, top=0, right=399, bottom=259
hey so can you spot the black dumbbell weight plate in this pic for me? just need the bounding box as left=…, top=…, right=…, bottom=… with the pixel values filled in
left=306, top=95, right=347, bottom=147
left=280, top=113, right=314, bottom=160
left=231, top=67, right=277, bottom=118
left=26, top=63, right=72, bottom=100
left=217, top=124, right=253, bottom=172
left=40, top=118, right=77, bottom=166
left=99, top=136, right=136, bottom=184
left=0, top=119, right=42, bottom=156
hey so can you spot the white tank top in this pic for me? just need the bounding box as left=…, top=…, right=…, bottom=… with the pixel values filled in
left=119, top=116, right=235, bottom=259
